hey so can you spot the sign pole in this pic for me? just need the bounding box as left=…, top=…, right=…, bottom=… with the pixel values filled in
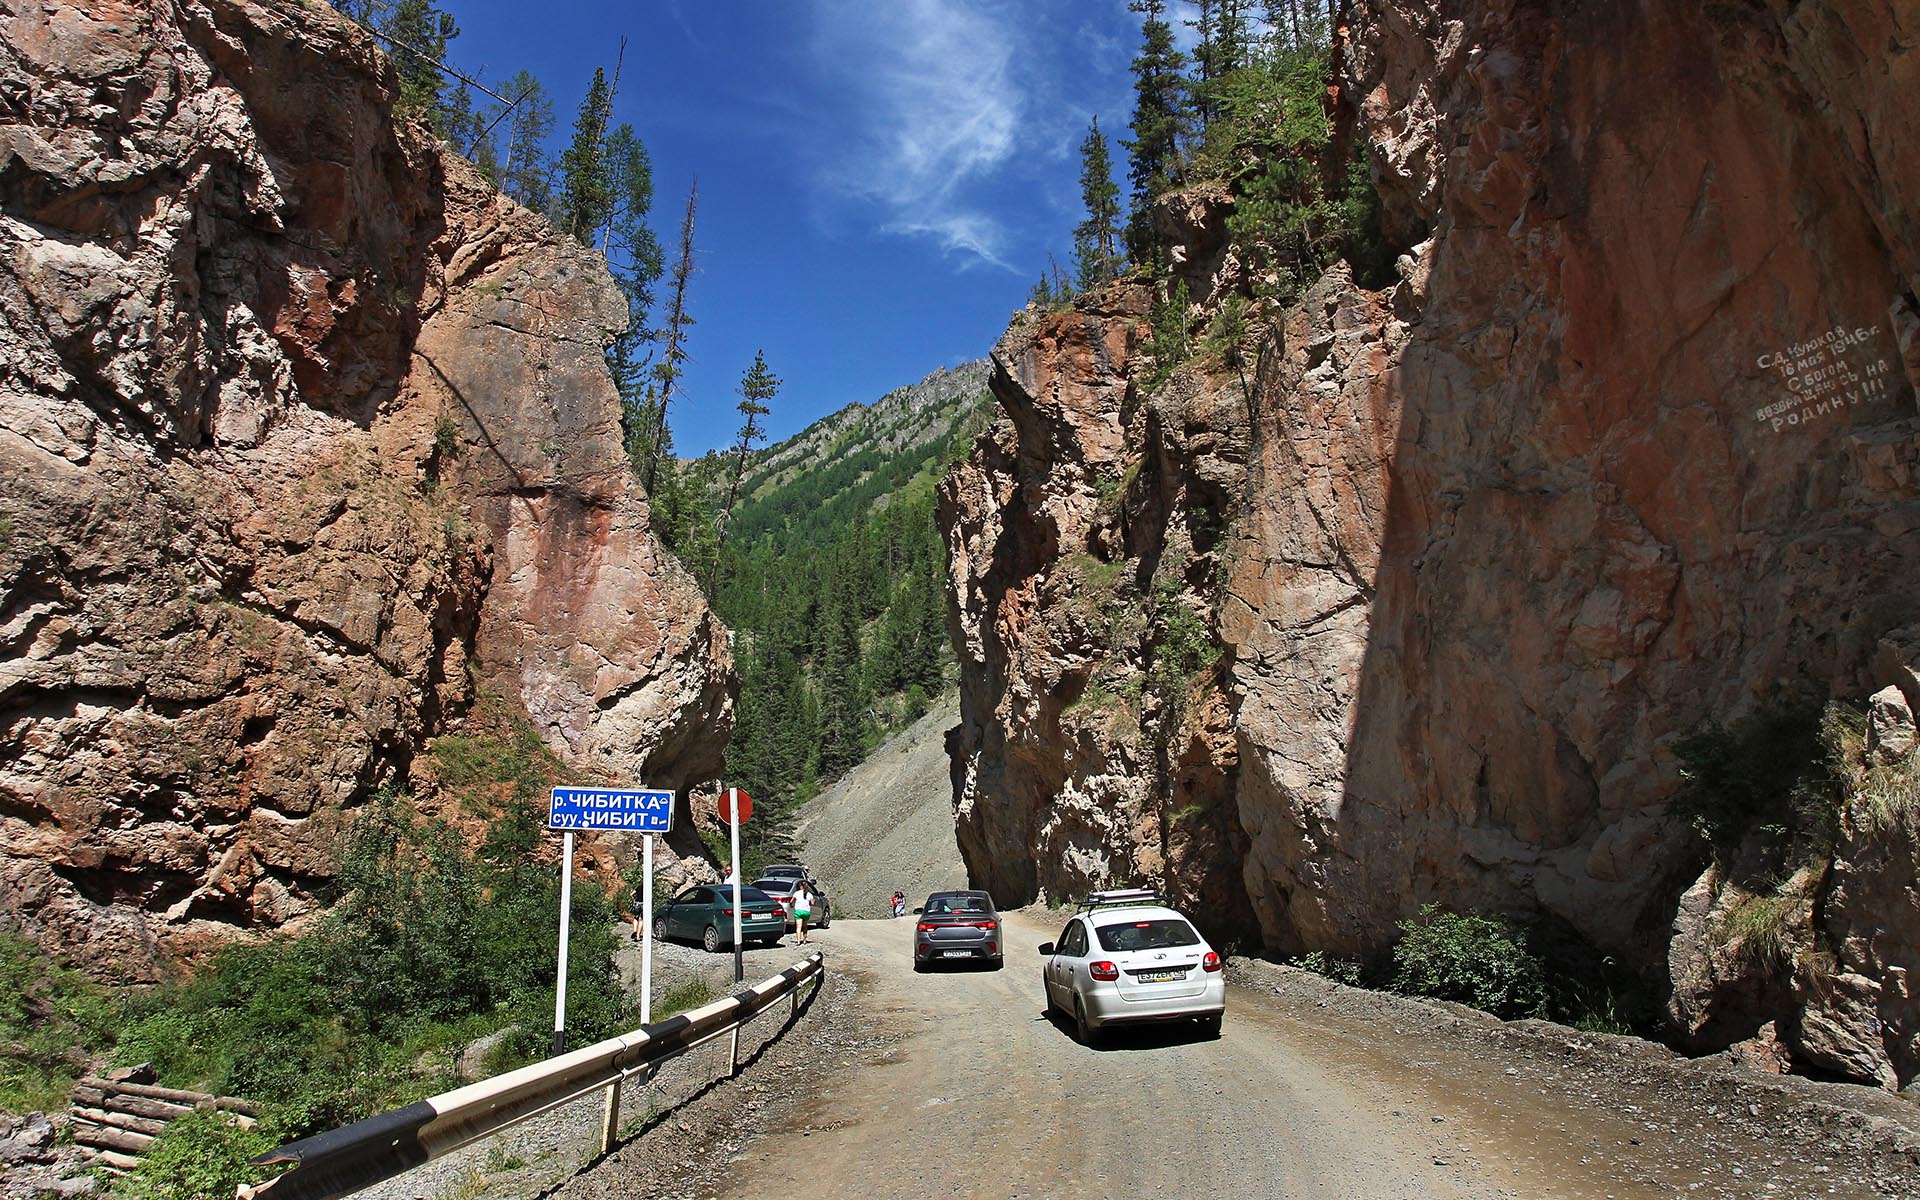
left=554, top=829, right=574, bottom=1056
left=727, top=784, right=743, bottom=983
left=640, top=832, right=654, bottom=1023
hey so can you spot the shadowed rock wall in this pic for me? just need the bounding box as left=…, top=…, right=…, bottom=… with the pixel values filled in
left=942, top=0, right=1920, bottom=1083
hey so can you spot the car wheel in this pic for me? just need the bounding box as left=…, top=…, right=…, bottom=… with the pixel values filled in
left=1199, top=1012, right=1223, bottom=1038
left=702, top=924, right=722, bottom=954
left=1074, top=996, right=1101, bottom=1046
left=652, top=917, right=669, bottom=941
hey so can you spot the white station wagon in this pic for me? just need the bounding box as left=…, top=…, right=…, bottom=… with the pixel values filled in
left=1038, top=889, right=1225, bottom=1043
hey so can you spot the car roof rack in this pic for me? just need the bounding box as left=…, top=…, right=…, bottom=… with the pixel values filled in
left=1079, top=888, right=1162, bottom=911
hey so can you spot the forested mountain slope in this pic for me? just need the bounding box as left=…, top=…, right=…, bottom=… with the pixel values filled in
left=710, top=362, right=991, bottom=870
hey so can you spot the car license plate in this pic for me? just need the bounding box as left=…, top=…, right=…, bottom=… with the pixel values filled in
left=1135, top=969, right=1186, bottom=983
left=941, top=949, right=972, bottom=958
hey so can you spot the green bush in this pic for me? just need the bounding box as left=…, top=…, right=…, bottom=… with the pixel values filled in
left=1293, top=950, right=1364, bottom=987
left=115, top=1110, right=275, bottom=1200
left=1390, top=905, right=1548, bottom=1019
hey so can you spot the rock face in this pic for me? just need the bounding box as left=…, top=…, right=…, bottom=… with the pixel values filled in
left=0, top=0, right=730, bottom=977
left=942, top=0, right=1920, bottom=1081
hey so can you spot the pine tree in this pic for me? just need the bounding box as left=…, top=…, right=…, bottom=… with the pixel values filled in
left=643, top=182, right=699, bottom=496
left=558, top=68, right=615, bottom=242
left=380, top=0, right=459, bottom=133
left=1072, top=116, right=1123, bottom=290
left=707, top=351, right=778, bottom=596
left=496, top=71, right=555, bottom=213
left=603, top=124, right=664, bottom=457
left=1122, top=0, right=1189, bottom=262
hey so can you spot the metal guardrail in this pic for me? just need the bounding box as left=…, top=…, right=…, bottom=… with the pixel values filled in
left=242, top=951, right=826, bottom=1200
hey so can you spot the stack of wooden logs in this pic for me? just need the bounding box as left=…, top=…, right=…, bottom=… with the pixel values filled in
left=68, top=1065, right=257, bottom=1173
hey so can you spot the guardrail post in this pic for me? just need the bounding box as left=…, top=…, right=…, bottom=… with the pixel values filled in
left=598, top=1079, right=621, bottom=1155
left=728, top=1025, right=740, bottom=1076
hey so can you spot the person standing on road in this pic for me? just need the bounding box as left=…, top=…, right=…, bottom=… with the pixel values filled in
left=792, top=880, right=815, bottom=944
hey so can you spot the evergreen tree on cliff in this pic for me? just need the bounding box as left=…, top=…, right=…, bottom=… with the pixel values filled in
left=1073, top=116, right=1123, bottom=289
left=1123, top=0, right=1188, bottom=261
left=707, top=350, right=778, bottom=596
left=558, top=68, right=615, bottom=242
left=603, top=123, right=664, bottom=452
left=492, top=71, right=556, bottom=212
left=380, top=0, right=459, bottom=133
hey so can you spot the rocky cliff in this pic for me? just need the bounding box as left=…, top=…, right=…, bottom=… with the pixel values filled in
left=0, top=0, right=731, bottom=977
left=942, top=0, right=1920, bottom=1084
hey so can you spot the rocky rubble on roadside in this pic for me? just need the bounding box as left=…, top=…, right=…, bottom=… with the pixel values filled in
left=1239, top=956, right=1920, bottom=1199
left=0, top=1112, right=93, bottom=1200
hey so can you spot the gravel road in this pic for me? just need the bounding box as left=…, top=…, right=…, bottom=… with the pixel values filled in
left=561, top=911, right=1920, bottom=1200
left=343, top=908, right=1920, bottom=1200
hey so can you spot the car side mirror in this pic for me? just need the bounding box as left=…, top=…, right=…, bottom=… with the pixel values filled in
left=911, top=906, right=923, bottom=914
left=1037, top=942, right=1055, bottom=956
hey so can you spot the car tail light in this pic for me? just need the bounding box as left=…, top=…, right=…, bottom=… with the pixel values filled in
left=1090, top=960, right=1119, bottom=981
left=1202, top=951, right=1222, bottom=972
left=720, top=908, right=734, bottom=917
left=772, top=905, right=786, bottom=917
left=917, top=921, right=936, bottom=932
left=976, top=920, right=998, bottom=930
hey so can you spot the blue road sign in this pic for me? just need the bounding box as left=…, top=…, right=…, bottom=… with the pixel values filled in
left=547, top=787, right=675, bottom=833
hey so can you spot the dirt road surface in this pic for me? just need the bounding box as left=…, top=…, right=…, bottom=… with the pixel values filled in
left=561, top=912, right=1920, bottom=1200
left=713, top=910, right=1500, bottom=1200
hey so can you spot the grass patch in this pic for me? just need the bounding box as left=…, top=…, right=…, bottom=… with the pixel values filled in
left=1716, top=890, right=1801, bottom=971
left=653, top=977, right=720, bottom=1019
left=0, top=931, right=118, bottom=1114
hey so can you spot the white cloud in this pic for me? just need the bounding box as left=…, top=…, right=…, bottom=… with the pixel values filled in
left=807, top=0, right=1024, bottom=270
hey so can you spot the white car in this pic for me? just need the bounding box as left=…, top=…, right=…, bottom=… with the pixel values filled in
left=1039, top=889, right=1225, bottom=1043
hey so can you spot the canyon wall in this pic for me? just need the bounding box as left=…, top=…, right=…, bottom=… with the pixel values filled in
left=942, top=0, right=1920, bottom=1083
left=0, top=0, right=730, bottom=978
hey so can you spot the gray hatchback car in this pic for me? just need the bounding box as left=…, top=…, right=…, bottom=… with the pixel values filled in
left=912, top=890, right=1002, bottom=970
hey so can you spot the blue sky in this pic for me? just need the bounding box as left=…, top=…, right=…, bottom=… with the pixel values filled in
left=443, top=0, right=1144, bottom=453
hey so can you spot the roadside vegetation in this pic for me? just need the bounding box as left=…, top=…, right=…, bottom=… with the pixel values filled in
left=0, top=932, right=117, bottom=1114
left=0, top=698, right=648, bottom=1200
left=1290, top=906, right=1650, bottom=1035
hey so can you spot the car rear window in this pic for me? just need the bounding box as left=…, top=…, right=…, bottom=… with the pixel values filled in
left=924, top=895, right=994, bottom=916
left=752, top=879, right=791, bottom=891
left=726, top=887, right=773, bottom=904
left=1094, top=918, right=1200, bottom=952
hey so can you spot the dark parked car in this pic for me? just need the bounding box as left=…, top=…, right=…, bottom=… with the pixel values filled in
left=912, top=890, right=1002, bottom=970
left=752, top=876, right=832, bottom=930
left=653, top=884, right=786, bottom=952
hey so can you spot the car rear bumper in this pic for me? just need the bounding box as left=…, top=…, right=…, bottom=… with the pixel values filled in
left=914, top=938, right=1002, bottom=961
left=726, top=917, right=786, bottom=943
left=1083, top=977, right=1225, bottom=1026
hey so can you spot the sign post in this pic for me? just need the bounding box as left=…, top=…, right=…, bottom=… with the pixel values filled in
left=717, top=786, right=752, bottom=983
left=553, top=830, right=573, bottom=1056
left=547, top=787, right=675, bottom=1058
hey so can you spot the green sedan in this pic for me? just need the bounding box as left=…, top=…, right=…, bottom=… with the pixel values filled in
left=652, top=884, right=787, bottom=952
